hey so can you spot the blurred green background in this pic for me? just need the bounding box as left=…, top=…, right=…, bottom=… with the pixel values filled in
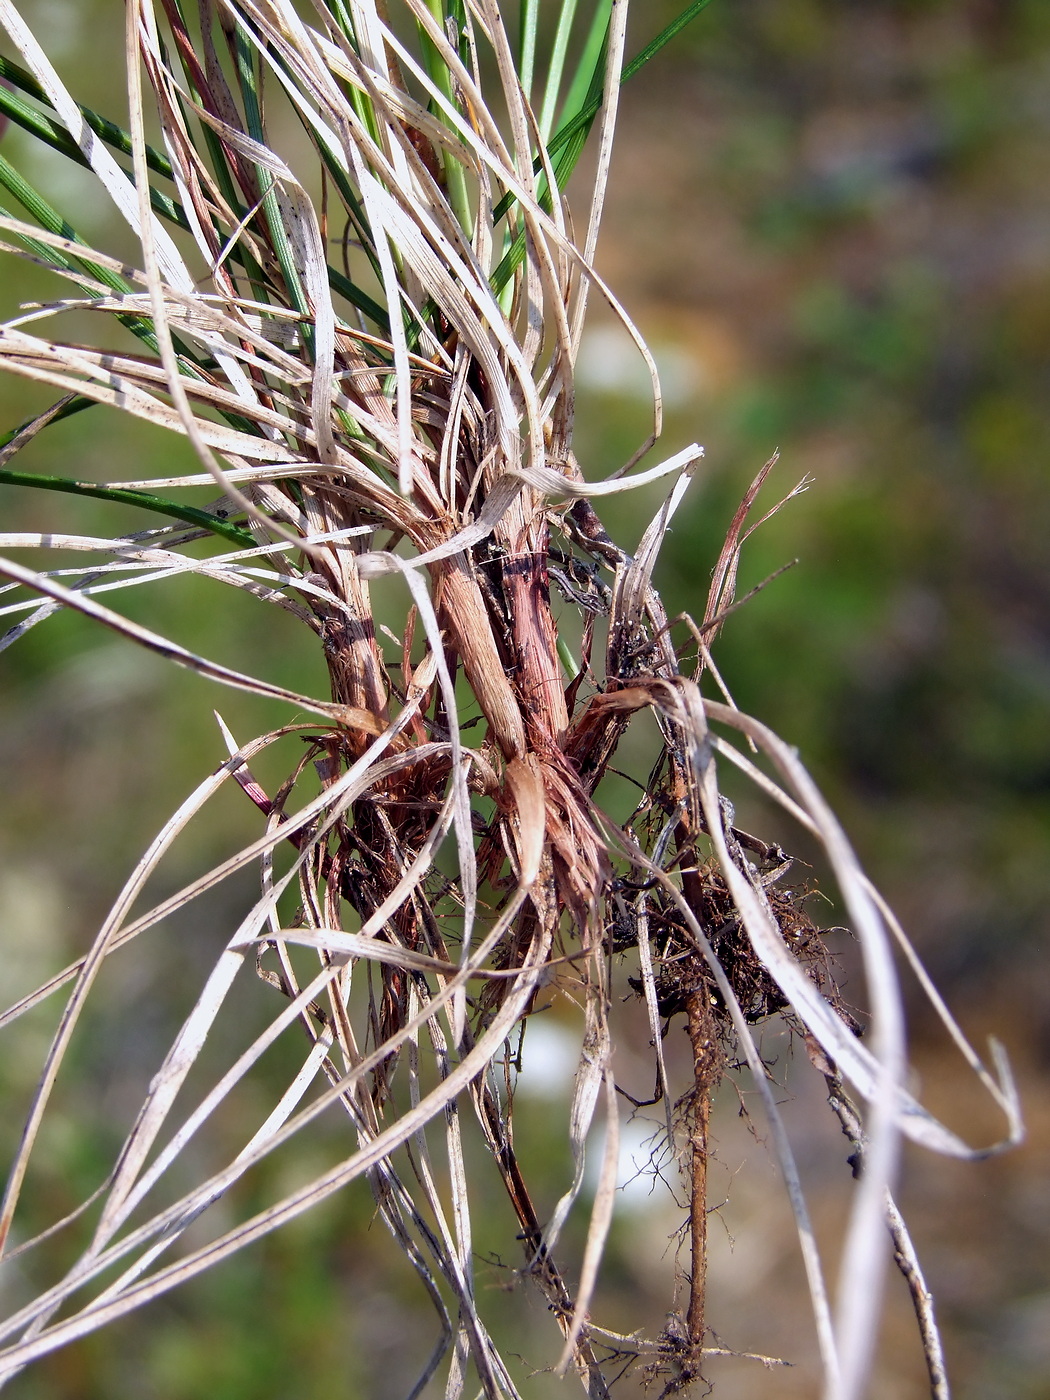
left=1, top=1, right=1048, bottom=1396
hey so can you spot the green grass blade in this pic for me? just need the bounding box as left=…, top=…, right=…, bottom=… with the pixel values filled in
left=537, top=0, right=580, bottom=143
left=557, top=0, right=613, bottom=139
left=0, top=463, right=256, bottom=547
left=259, top=42, right=390, bottom=333
left=0, top=394, right=94, bottom=445
left=0, top=90, right=194, bottom=238
left=519, top=0, right=540, bottom=100
left=0, top=53, right=175, bottom=184
left=490, top=6, right=611, bottom=291
left=490, top=0, right=716, bottom=290
left=0, top=82, right=101, bottom=172
left=620, top=0, right=716, bottom=83
left=232, top=26, right=311, bottom=328
left=549, top=0, right=716, bottom=164
left=0, top=31, right=408, bottom=340
left=323, top=0, right=385, bottom=150
left=327, top=264, right=389, bottom=330
left=417, top=2, right=473, bottom=236
left=0, top=153, right=132, bottom=297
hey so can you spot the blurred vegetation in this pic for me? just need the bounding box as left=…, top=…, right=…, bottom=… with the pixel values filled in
left=584, top=0, right=1050, bottom=1019
left=1, top=1, right=1048, bottom=1397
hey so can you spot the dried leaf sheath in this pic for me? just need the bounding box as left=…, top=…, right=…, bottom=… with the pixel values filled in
left=0, top=4, right=1022, bottom=1399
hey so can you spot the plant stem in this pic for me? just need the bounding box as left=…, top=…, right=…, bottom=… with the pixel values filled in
left=683, top=990, right=718, bottom=1383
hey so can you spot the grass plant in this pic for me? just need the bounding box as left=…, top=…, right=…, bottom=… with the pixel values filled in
left=0, top=3, right=1023, bottom=1396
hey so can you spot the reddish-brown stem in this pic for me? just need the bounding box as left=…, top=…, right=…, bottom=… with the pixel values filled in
left=684, top=990, right=719, bottom=1377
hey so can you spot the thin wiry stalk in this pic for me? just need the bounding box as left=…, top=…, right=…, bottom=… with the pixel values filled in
left=0, top=3, right=1022, bottom=1398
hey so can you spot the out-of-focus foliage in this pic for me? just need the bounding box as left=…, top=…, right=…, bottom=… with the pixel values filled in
left=587, top=0, right=1050, bottom=1009
left=581, top=3, right=1050, bottom=1393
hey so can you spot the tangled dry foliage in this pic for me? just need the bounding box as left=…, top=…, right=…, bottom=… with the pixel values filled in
left=0, top=2, right=1025, bottom=1397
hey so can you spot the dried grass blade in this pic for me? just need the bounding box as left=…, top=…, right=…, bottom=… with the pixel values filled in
left=0, top=0, right=191, bottom=288
left=0, top=552, right=339, bottom=717
left=0, top=741, right=267, bottom=1255
left=703, top=701, right=1022, bottom=1155
left=554, top=1066, right=619, bottom=1377
left=0, top=894, right=547, bottom=1381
